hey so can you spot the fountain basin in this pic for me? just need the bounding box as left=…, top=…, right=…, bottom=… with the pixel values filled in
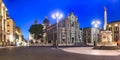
left=93, top=46, right=120, bottom=50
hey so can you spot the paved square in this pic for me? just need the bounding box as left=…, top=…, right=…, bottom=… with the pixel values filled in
left=0, top=46, right=120, bottom=60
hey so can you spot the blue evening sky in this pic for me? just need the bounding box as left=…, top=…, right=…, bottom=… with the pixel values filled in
left=3, top=0, right=120, bottom=40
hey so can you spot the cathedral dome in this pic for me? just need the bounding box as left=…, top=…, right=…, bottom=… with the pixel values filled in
left=43, top=17, right=49, bottom=24
left=34, top=20, right=38, bottom=24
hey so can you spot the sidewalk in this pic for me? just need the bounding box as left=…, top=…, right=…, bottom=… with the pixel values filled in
left=0, top=47, right=6, bottom=48
left=0, top=46, right=18, bottom=49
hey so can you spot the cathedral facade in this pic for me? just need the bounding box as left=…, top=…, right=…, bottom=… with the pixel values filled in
left=43, top=12, right=81, bottom=46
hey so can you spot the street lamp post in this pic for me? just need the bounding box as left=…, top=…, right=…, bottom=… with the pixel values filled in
left=92, top=20, right=100, bottom=46
left=52, top=12, right=63, bottom=48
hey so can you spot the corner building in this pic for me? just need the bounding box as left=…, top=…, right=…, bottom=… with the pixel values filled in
left=0, top=0, right=7, bottom=46
left=107, top=21, right=120, bottom=42
left=6, top=17, right=16, bottom=45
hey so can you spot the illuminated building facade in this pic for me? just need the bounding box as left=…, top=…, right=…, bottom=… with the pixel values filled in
left=107, top=21, right=120, bottom=42
left=0, top=0, right=22, bottom=46
left=0, top=0, right=8, bottom=46
left=6, top=17, right=16, bottom=45
left=42, top=17, right=51, bottom=44
left=46, top=12, right=81, bottom=46
left=83, top=27, right=99, bottom=45
left=15, top=27, right=22, bottom=46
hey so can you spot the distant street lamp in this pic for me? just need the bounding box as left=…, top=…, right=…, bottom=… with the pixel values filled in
left=92, top=20, right=101, bottom=46
left=52, top=12, right=63, bottom=48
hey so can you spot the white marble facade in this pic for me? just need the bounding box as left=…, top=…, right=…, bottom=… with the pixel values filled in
left=46, top=12, right=80, bottom=45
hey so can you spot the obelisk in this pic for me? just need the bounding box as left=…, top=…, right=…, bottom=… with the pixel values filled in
left=104, top=6, right=107, bottom=30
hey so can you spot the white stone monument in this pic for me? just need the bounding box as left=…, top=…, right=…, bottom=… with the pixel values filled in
left=99, top=6, right=117, bottom=46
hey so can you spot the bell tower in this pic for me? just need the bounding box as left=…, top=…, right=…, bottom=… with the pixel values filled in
left=42, top=17, right=50, bottom=43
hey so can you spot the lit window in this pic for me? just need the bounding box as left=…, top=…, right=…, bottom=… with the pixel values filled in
left=115, top=24, right=118, bottom=27
left=7, top=30, right=10, bottom=34
left=63, top=35, right=65, bottom=37
left=109, top=25, right=111, bottom=27
left=7, top=22, right=10, bottom=26
left=71, top=22, right=74, bottom=26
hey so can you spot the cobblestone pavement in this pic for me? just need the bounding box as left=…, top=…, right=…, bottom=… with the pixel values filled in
left=0, top=46, right=120, bottom=60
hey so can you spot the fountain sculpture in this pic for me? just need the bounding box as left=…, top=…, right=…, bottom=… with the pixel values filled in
left=94, top=6, right=119, bottom=50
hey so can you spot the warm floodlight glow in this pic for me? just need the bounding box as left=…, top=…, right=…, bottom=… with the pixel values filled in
left=9, top=35, right=14, bottom=42
left=115, top=24, right=118, bottom=27
left=109, top=25, right=111, bottom=27
left=29, top=34, right=32, bottom=40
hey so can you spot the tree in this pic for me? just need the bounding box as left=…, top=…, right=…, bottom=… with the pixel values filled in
left=29, top=24, right=43, bottom=40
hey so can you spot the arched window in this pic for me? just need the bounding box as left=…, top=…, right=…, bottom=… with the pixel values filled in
left=7, top=22, right=10, bottom=26
left=72, top=37, right=74, bottom=43
left=71, top=22, right=74, bottom=26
